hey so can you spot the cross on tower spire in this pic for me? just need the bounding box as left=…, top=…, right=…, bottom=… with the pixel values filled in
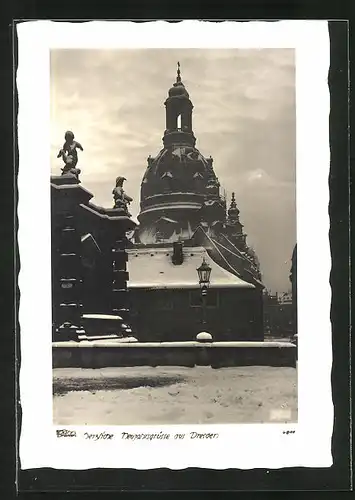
left=176, top=61, right=181, bottom=83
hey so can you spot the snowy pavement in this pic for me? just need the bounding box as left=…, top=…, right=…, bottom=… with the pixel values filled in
left=53, top=365, right=297, bottom=425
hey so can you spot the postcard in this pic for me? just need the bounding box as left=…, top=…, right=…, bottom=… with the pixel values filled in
left=17, top=19, right=332, bottom=471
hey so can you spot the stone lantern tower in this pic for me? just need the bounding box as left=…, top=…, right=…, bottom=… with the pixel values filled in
left=136, top=63, right=223, bottom=245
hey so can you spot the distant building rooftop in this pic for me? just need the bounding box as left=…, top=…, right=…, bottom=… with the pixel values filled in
left=127, top=246, right=255, bottom=290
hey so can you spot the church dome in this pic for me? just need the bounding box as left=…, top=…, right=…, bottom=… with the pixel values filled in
left=139, top=145, right=220, bottom=219
left=168, top=82, right=189, bottom=98
left=141, top=145, right=215, bottom=202
left=137, top=62, right=221, bottom=229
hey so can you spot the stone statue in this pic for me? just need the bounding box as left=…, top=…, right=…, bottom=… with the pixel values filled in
left=112, top=176, right=133, bottom=215
left=206, top=156, right=213, bottom=169
left=57, top=130, right=83, bottom=175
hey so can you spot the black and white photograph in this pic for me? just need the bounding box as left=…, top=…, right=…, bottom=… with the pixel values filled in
left=17, top=20, right=333, bottom=471
left=50, top=48, right=297, bottom=426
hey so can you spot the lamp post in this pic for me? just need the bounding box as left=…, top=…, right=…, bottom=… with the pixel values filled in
left=197, top=257, right=212, bottom=328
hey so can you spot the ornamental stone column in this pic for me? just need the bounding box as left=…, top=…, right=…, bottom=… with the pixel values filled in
left=104, top=208, right=135, bottom=324
left=108, top=176, right=136, bottom=324
left=51, top=174, right=93, bottom=341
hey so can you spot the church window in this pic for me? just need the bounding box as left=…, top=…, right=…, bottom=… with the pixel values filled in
left=161, top=171, right=173, bottom=179
left=177, top=113, right=182, bottom=129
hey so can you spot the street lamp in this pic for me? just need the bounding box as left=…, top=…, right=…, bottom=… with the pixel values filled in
left=197, top=257, right=212, bottom=328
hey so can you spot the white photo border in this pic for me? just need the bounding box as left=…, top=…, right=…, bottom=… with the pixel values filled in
left=17, top=20, right=332, bottom=470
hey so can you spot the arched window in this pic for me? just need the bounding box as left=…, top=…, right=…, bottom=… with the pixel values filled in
left=177, top=113, right=182, bottom=129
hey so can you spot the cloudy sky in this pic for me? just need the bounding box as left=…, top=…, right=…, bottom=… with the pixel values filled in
left=50, top=49, right=296, bottom=293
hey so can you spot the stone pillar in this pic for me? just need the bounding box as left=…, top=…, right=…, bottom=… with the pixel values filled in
left=112, top=235, right=130, bottom=320
left=105, top=209, right=136, bottom=324
left=51, top=175, right=93, bottom=340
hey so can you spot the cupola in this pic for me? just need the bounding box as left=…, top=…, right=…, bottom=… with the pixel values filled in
left=163, top=62, right=196, bottom=148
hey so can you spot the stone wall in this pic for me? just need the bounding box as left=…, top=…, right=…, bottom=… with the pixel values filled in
left=53, top=341, right=296, bottom=369
left=129, top=287, right=263, bottom=342
left=51, top=176, right=135, bottom=340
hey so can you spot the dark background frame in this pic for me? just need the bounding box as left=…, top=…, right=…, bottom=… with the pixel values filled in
left=1, top=10, right=351, bottom=495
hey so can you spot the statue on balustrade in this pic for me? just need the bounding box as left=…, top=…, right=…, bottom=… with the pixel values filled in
left=112, top=176, right=133, bottom=216
left=57, top=130, right=83, bottom=178
left=147, top=155, right=154, bottom=167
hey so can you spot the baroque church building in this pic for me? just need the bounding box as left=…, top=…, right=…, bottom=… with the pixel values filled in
left=127, top=64, right=264, bottom=342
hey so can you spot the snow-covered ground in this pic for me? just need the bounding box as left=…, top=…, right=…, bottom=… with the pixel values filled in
left=53, top=365, right=297, bottom=425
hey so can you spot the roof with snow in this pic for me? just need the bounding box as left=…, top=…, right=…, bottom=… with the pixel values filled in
left=127, top=246, right=254, bottom=290
left=191, top=226, right=264, bottom=288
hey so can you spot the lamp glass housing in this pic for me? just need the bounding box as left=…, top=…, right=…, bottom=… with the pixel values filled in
left=197, top=257, right=212, bottom=287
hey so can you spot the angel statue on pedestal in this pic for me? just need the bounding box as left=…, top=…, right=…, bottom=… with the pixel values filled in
left=57, top=130, right=83, bottom=179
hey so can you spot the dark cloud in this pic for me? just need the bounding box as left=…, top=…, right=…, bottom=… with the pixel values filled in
left=51, top=48, right=296, bottom=292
